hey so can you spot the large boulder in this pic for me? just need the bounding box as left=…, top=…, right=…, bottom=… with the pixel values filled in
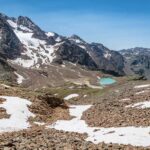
left=38, top=94, right=66, bottom=108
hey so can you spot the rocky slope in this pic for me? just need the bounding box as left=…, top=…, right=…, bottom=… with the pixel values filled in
left=120, top=47, right=150, bottom=79
left=0, top=13, right=125, bottom=81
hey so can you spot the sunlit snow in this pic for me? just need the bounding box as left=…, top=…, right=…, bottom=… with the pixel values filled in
left=14, top=72, right=25, bottom=84
left=48, top=105, right=150, bottom=147
left=134, top=84, right=150, bottom=89
left=64, top=94, right=79, bottom=100
left=0, top=96, right=35, bottom=133
left=7, top=20, right=58, bottom=68
left=126, top=101, right=150, bottom=109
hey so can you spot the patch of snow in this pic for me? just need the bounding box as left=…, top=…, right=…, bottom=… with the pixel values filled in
left=97, top=76, right=101, bottom=80
left=19, top=25, right=32, bottom=32
left=104, top=51, right=111, bottom=59
left=34, top=122, right=45, bottom=126
left=115, top=90, right=120, bottom=93
left=48, top=104, right=150, bottom=147
left=134, top=84, right=150, bottom=89
left=135, top=90, right=149, bottom=95
left=69, top=105, right=92, bottom=118
left=87, top=126, right=150, bottom=146
left=61, top=64, right=65, bottom=68
left=126, top=101, right=150, bottom=109
left=71, top=39, right=82, bottom=44
left=0, top=96, right=35, bottom=133
left=85, top=81, right=103, bottom=89
left=119, top=98, right=131, bottom=102
left=79, top=45, right=86, bottom=49
left=11, top=30, right=57, bottom=68
left=55, top=37, right=62, bottom=42
left=64, top=94, right=79, bottom=100
left=1, top=84, right=11, bottom=88
left=75, top=39, right=82, bottom=43
left=83, top=95, right=87, bottom=98
left=14, top=72, right=25, bottom=84
left=7, top=20, right=17, bottom=28
left=69, top=62, right=77, bottom=66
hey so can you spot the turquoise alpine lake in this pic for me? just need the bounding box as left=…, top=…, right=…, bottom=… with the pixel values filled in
left=99, top=78, right=116, bottom=86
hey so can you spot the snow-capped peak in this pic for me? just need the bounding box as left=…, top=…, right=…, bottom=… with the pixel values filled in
left=6, top=17, right=59, bottom=68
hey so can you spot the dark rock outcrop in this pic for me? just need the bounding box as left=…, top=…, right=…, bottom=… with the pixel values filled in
left=0, top=15, right=22, bottom=59
left=120, top=47, right=150, bottom=79
left=38, top=94, right=66, bottom=108
left=88, top=43, right=125, bottom=76
left=53, top=41, right=98, bottom=70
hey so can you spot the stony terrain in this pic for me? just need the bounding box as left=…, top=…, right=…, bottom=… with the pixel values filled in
left=0, top=78, right=150, bottom=149
left=0, top=128, right=149, bottom=150
left=83, top=81, right=150, bottom=127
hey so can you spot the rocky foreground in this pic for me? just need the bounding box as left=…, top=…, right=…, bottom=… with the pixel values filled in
left=0, top=79, right=150, bottom=149
left=0, top=128, right=148, bottom=150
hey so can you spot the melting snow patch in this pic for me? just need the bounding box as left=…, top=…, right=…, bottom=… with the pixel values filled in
left=83, top=95, right=87, bottom=98
left=115, top=90, right=119, bottom=93
left=135, top=90, right=149, bottom=95
left=7, top=20, right=17, bottom=28
left=134, top=84, right=150, bottom=89
left=34, top=122, right=45, bottom=126
left=126, top=101, right=150, bottom=109
left=61, top=64, right=66, bottom=68
left=79, top=45, right=86, bottom=49
left=1, top=84, right=11, bottom=88
left=64, top=94, right=79, bottom=100
left=0, top=96, right=35, bottom=133
left=11, top=29, right=57, bottom=68
left=48, top=105, right=150, bottom=147
left=119, top=98, right=131, bottom=102
left=104, top=51, right=111, bottom=59
left=55, top=37, right=62, bottom=42
left=14, top=72, right=25, bottom=84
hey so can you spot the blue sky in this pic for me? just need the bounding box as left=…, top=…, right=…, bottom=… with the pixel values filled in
left=1, top=0, right=150, bottom=50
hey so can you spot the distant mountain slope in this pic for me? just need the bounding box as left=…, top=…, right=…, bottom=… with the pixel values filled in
left=0, top=13, right=125, bottom=76
left=120, top=47, right=150, bottom=79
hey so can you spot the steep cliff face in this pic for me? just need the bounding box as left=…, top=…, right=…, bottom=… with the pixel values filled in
left=88, top=43, right=125, bottom=75
left=53, top=41, right=98, bottom=70
left=0, top=14, right=21, bottom=81
left=67, top=36, right=125, bottom=75
left=120, top=47, right=150, bottom=79
left=0, top=14, right=23, bottom=59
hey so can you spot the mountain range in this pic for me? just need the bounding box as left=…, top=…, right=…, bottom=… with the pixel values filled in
left=0, top=12, right=149, bottom=87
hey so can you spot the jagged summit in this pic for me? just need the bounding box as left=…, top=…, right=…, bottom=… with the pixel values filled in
left=17, top=16, right=35, bottom=28
left=0, top=12, right=125, bottom=76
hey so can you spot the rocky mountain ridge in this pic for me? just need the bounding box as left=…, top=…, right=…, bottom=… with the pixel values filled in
left=1, top=12, right=150, bottom=84
left=120, top=47, right=150, bottom=79
left=0, top=13, right=125, bottom=77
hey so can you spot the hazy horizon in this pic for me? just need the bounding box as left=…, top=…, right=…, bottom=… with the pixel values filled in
left=1, top=0, right=150, bottom=50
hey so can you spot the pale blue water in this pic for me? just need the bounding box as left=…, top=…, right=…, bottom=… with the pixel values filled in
left=99, top=78, right=116, bottom=86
